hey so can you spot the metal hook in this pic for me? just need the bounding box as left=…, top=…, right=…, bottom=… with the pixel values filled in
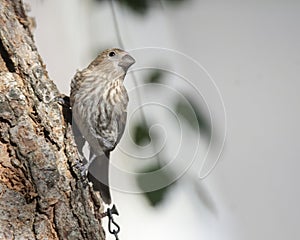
left=102, top=205, right=121, bottom=240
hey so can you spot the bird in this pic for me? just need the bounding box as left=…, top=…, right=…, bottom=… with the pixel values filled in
left=70, top=48, right=135, bottom=204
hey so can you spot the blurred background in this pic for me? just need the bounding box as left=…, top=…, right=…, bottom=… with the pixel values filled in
left=25, top=0, right=300, bottom=239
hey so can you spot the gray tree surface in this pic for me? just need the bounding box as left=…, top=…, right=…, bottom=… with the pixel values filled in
left=0, top=0, right=105, bottom=239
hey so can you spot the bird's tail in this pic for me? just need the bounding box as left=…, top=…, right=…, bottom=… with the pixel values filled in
left=87, top=152, right=111, bottom=205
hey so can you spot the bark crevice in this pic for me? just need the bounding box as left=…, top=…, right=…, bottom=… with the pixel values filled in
left=0, top=39, right=15, bottom=72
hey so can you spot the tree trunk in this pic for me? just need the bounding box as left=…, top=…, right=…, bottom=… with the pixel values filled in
left=0, top=0, right=105, bottom=239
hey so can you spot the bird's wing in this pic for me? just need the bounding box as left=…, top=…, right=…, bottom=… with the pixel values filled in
left=116, top=110, right=127, bottom=145
left=70, top=70, right=83, bottom=106
left=91, top=98, right=116, bottom=151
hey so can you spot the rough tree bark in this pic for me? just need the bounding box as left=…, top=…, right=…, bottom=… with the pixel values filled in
left=0, top=0, right=105, bottom=239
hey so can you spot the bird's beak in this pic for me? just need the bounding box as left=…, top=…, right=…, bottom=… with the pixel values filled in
left=119, top=54, right=135, bottom=72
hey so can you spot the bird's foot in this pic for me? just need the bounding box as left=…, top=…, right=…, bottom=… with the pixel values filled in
left=72, top=162, right=91, bottom=188
left=55, top=94, right=71, bottom=108
left=73, top=161, right=89, bottom=177
left=80, top=163, right=89, bottom=177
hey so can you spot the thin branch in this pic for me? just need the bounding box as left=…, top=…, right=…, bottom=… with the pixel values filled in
left=109, top=0, right=148, bottom=125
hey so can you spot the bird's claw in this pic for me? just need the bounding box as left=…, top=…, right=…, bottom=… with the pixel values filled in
left=55, top=94, right=71, bottom=108
left=73, top=161, right=88, bottom=177
left=72, top=162, right=90, bottom=188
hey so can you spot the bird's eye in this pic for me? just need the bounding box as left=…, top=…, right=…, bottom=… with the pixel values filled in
left=109, top=51, right=116, bottom=57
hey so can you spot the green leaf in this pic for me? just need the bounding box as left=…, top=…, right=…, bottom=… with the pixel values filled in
left=137, top=163, right=175, bottom=207
left=94, top=0, right=188, bottom=14
left=146, top=70, right=164, bottom=84
left=175, top=98, right=211, bottom=138
left=132, top=123, right=151, bottom=146
left=119, top=0, right=149, bottom=14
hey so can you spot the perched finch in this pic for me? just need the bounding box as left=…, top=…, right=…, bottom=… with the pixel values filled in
left=70, top=48, right=135, bottom=204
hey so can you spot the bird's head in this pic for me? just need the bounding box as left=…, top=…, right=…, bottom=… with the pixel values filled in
left=88, top=48, right=135, bottom=78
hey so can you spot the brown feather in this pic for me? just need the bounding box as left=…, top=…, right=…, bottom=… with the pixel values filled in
left=70, top=48, right=135, bottom=204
